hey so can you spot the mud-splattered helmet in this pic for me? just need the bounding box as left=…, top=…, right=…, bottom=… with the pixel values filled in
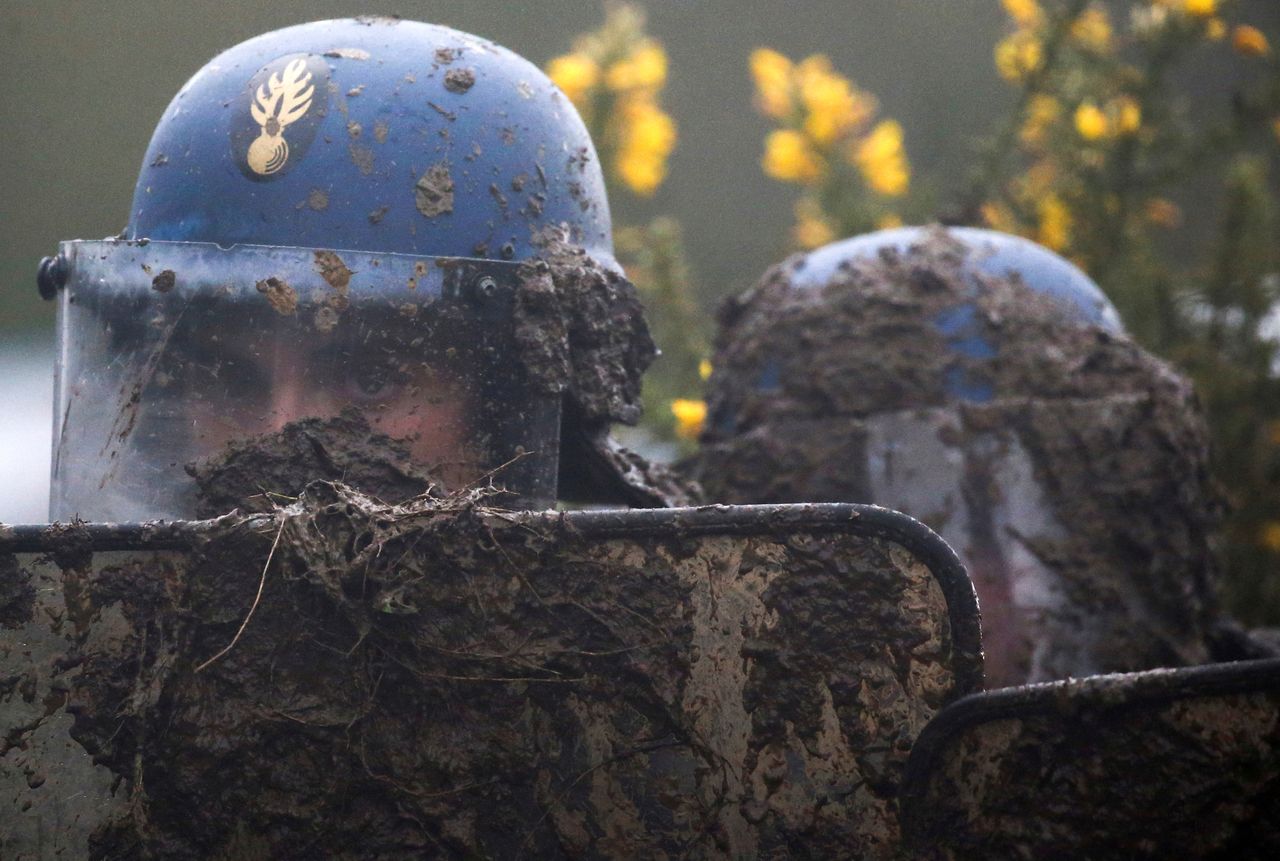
left=697, top=225, right=1222, bottom=686
left=38, top=17, right=654, bottom=521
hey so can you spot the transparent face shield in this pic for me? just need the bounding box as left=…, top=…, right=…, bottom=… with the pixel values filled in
left=50, top=240, right=559, bottom=521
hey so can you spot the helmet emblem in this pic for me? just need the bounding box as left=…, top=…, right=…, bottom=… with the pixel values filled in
left=247, top=59, right=315, bottom=175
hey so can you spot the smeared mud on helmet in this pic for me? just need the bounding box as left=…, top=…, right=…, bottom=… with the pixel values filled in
left=698, top=225, right=1224, bottom=686
left=38, top=18, right=670, bottom=520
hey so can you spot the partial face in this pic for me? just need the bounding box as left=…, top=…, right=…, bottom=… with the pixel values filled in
left=168, top=315, right=479, bottom=489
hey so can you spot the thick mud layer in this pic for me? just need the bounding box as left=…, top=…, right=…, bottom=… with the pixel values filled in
left=903, top=663, right=1280, bottom=859
left=698, top=226, right=1224, bottom=686
left=187, top=410, right=441, bottom=517
left=516, top=227, right=656, bottom=429
left=39, top=490, right=962, bottom=859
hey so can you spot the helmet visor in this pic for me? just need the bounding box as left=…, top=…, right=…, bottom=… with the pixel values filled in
left=51, top=240, right=558, bottom=520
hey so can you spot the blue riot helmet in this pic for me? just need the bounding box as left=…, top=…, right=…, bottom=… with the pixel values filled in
left=699, top=225, right=1221, bottom=687
left=791, top=226, right=1123, bottom=331
left=39, top=18, right=654, bottom=521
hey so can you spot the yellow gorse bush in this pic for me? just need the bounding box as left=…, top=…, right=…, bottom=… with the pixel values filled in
left=1070, top=7, right=1112, bottom=52
left=545, top=53, right=599, bottom=105
left=546, top=5, right=709, bottom=451
left=763, top=129, right=825, bottom=183
left=970, top=0, right=1280, bottom=621
left=792, top=198, right=837, bottom=249
left=1002, top=0, right=1043, bottom=29
left=977, top=0, right=1274, bottom=260
left=616, top=93, right=677, bottom=196
left=749, top=47, right=910, bottom=248
left=670, top=398, right=707, bottom=441
left=1181, top=0, right=1218, bottom=19
left=1233, top=25, right=1270, bottom=58
left=995, top=30, right=1045, bottom=81
left=546, top=5, right=676, bottom=197
left=855, top=120, right=910, bottom=197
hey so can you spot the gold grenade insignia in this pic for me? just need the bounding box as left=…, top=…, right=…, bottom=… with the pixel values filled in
left=247, top=59, right=315, bottom=175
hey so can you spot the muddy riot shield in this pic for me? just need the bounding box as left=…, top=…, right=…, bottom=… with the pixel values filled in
left=1, top=499, right=980, bottom=859
left=900, top=657, right=1280, bottom=859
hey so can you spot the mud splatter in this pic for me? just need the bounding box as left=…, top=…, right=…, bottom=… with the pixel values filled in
left=150, top=269, right=175, bottom=293
left=313, top=251, right=352, bottom=293
left=903, top=668, right=1280, bottom=858
left=49, top=486, right=958, bottom=858
left=324, top=47, right=371, bottom=60
left=427, top=101, right=456, bottom=121
left=313, top=305, right=339, bottom=334
left=414, top=163, right=454, bottom=217
left=307, top=188, right=329, bottom=211
left=187, top=411, right=442, bottom=517
left=0, top=553, right=34, bottom=628
left=255, top=277, right=297, bottom=316
left=349, top=142, right=375, bottom=175
left=489, top=182, right=508, bottom=211
left=444, top=67, right=476, bottom=94
left=514, top=227, right=655, bottom=429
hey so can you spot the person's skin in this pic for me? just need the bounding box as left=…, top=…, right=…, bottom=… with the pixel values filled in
left=174, top=319, right=478, bottom=487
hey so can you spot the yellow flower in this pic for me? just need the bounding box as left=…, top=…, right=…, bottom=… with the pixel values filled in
left=763, top=129, right=825, bottom=184
left=1110, top=96, right=1142, bottom=135
left=854, top=119, right=910, bottom=197
left=698, top=359, right=713, bottom=381
left=1023, top=159, right=1058, bottom=194
left=793, top=214, right=836, bottom=250
left=1144, top=198, right=1183, bottom=228
left=617, top=154, right=664, bottom=196
left=877, top=213, right=904, bottom=230
left=1233, top=25, right=1271, bottom=57
left=605, top=39, right=668, bottom=91
left=1071, top=7, right=1113, bottom=52
left=995, top=31, right=1044, bottom=82
left=1001, top=0, right=1043, bottom=28
left=981, top=201, right=1019, bottom=233
left=1183, top=0, right=1217, bottom=19
left=547, top=52, right=600, bottom=106
left=750, top=48, right=795, bottom=119
left=615, top=95, right=677, bottom=196
left=1074, top=101, right=1109, bottom=140
left=671, top=398, right=707, bottom=440
left=1020, top=94, right=1062, bottom=146
left=1037, top=193, right=1072, bottom=251
left=792, top=198, right=837, bottom=249
left=798, top=60, right=874, bottom=145
left=1261, top=521, right=1280, bottom=553
left=794, top=54, right=835, bottom=92
left=1206, top=18, right=1227, bottom=40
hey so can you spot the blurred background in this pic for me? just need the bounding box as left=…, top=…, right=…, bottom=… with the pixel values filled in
left=3, top=1, right=1279, bottom=619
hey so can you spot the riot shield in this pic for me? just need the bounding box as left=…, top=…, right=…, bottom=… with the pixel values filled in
left=900, top=657, right=1280, bottom=859
left=1, top=499, right=980, bottom=859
